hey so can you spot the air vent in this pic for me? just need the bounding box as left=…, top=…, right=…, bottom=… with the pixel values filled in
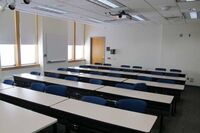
left=32, top=6, right=67, bottom=15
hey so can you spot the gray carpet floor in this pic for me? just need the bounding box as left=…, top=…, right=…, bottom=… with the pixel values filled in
left=41, top=85, right=200, bottom=133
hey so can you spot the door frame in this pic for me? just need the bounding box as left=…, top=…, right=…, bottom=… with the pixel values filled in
left=90, top=37, right=106, bottom=64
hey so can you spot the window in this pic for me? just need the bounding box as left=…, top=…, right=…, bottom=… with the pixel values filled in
left=0, top=10, right=16, bottom=67
left=20, top=12, right=37, bottom=65
left=0, top=10, right=38, bottom=69
left=68, top=22, right=85, bottom=61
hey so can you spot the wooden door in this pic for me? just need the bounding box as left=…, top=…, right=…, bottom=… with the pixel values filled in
left=91, top=37, right=105, bottom=64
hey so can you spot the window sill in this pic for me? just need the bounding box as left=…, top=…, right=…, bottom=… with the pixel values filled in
left=68, top=59, right=86, bottom=63
left=1, top=64, right=40, bottom=71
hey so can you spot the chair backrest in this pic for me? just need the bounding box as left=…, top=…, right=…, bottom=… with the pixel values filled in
left=121, top=65, right=130, bottom=68
left=170, top=69, right=182, bottom=73
left=155, top=68, right=166, bottom=71
left=115, top=83, right=135, bottom=90
left=89, top=79, right=103, bottom=85
left=103, top=63, right=112, bottom=66
left=31, top=82, right=46, bottom=92
left=45, top=73, right=60, bottom=78
left=94, top=63, right=102, bottom=65
left=90, top=71, right=103, bottom=75
left=134, top=83, right=148, bottom=91
left=57, top=68, right=67, bottom=71
left=116, top=99, right=147, bottom=113
left=45, top=85, right=68, bottom=97
left=3, top=79, right=14, bottom=85
left=133, top=66, right=142, bottom=69
left=79, top=65, right=89, bottom=68
left=137, top=76, right=152, bottom=81
left=67, top=68, right=80, bottom=73
left=30, top=71, right=41, bottom=76
left=65, top=76, right=79, bottom=81
left=107, top=73, right=121, bottom=78
left=157, top=79, right=176, bottom=84
left=81, top=96, right=107, bottom=105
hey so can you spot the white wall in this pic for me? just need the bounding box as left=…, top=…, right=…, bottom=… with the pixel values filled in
left=85, top=22, right=200, bottom=86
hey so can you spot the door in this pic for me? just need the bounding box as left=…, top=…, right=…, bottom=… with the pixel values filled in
left=91, top=37, right=105, bottom=64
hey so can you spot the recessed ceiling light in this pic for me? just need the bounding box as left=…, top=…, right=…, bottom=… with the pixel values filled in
left=87, top=0, right=124, bottom=9
left=132, top=15, right=145, bottom=21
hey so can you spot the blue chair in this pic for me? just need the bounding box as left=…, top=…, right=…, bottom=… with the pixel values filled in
left=115, top=83, right=135, bottom=90
left=3, top=79, right=14, bottom=85
left=30, top=71, right=41, bottom=76
left=133, top=66, right=142, bottom=69
left=157, top=79, right=175, bottom=84
left=31, top=82, right=46, bottom=92
left=134, top=83, right=148, bottom=92
left=137, top=76, right=152, bottom=81
left=45, top=73, right=60, bottom=78
left=57, top=68, right=67, bottom=71
left=103, top=63, right=111, bottom=66
left=121, top=65, right=130, bottom=68
left=65, top=76, right=79, bottom=81
left=79, top=65, right=89, bottom=68
left=90, top=71, right=103, bottom=75
left=170, top=69, right=182, bottom=73
left=94, top=63, right=102, bottom=65
left=107, top=73, right=121, bottom=77
left=116, top=99, right=147, bottom=113
left=45, top=85, right=68, bottom=97
left=67, top=68, right=80, bottom=73
left=89, top=79, right=103, bottom=85
left=81, top=96, right=107, bottom=105
left=155, top=68, right=166, bottom=71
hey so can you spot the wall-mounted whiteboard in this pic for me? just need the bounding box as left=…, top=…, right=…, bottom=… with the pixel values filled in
left=46, top=33, right=67, bottom=63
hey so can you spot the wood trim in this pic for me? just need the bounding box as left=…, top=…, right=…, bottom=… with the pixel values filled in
left=35, top=15, right=39, bottom=64
left=14, top=11, right=21, bottom=66
left=73, top=21, right=76, bottom=60
left=1, top=64, right=40, bottom=71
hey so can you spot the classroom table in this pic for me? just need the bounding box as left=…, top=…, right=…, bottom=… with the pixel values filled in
left=0, top=83, right=13, bottom=91
left=81, top=64, right=186, bottom=77
left=44, top=70, right=127, bottom=86
left=0, top=87, right=68, bottom=116
left=14, top=73, right=104, bottom=98
left=51, top=99, right=157, bottom=133
left=0, top=100, right=57, bottom=133
left=68, top=67, right=186, bottom=84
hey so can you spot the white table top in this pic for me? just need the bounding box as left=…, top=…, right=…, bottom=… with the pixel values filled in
left=84, top=64, right=186, bottom=76
left=124, top=79, right=185, bottom=91
left=97, top=86, right=174, bottom=104
left=0, top=101, right=57, bottom=133
left=52, top=99, right=157, bottom=133
left=0, top=87, right=68, bottom=106
left=0, top=83, right=14, bottom=91
left=138, top=73, right=186, bottom=81
left=15, top=73, right=104, bottom=91
left=45, top=70, right=127, bottom=82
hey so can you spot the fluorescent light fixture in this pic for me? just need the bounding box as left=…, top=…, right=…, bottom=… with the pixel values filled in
left=190, top=11, right=197, bottom=19
left=132, top=15, right=145, bottom=21
left=88, top=18, right=104, bottom=23
left=97, top=0, right=119, bottom=8
left=34, top=5, right=67, bottom=14
left=186, top=0, right=195, bottom=1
